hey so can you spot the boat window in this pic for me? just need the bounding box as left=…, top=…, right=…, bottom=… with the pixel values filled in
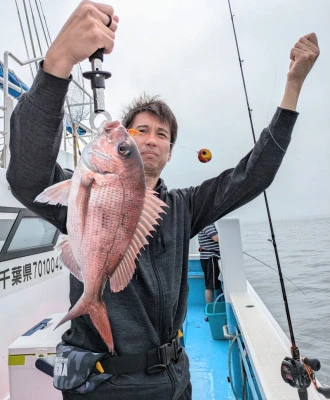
left=8, top=217, right=57, bottom=251
left=0, top=208, right=60, bottom=262
left=0, top=213, right=18, bottom=251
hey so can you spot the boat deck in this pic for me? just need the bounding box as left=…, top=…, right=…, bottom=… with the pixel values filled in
left=185, top=272, right=234, bottom=400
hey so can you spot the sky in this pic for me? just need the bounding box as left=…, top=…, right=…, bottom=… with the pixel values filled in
left=0, top=0, right=329, bottom=223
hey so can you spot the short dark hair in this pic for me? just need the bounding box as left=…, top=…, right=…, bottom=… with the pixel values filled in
left=121, top=93, right=178, bottom=149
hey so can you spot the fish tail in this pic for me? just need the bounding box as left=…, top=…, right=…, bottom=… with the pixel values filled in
left=55, top=297, right=89, bottom=330
left=89, top=301, right=114, bottom=354
left=56, top=297, right=114, bottom=354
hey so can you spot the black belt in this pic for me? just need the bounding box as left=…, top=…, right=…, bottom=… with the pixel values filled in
left=100, top=337, right=182, bottom=375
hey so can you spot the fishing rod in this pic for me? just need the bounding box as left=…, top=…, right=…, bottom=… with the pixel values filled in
left=226, top=1, right=330, bottom=399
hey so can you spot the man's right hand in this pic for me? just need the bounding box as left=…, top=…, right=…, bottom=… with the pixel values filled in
left=43, top=1, right=119, bottom=79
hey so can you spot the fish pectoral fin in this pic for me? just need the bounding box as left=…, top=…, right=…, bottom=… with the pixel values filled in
left=80, top=173, right=94, bottom=188
left=109, top=189, right=167, bottom=293
left=56, top=237, right=83, bottom=281
left=34, top=179, right=72, bottom=206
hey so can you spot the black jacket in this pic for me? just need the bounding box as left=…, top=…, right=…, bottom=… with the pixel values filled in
left=7, top=67, right=298, bottom=399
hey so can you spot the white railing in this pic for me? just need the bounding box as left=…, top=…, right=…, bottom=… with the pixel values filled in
left=217, top=218, right=321, bottom=400
left=1, top=51, right=95, bottom=169
left=1, top=52, right=43, bottom=168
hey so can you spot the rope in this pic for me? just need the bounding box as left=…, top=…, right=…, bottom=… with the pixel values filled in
left=29, top=0, right=43, bottom=56
left=14, top=0, right=34, bottom=79
left=37, top=0, right=52, bottom=45
left=34, top=0, right=50, bottom=48
left=228, top=335, right=242, bottom=400
left=22, top=0, right=38, bottom=73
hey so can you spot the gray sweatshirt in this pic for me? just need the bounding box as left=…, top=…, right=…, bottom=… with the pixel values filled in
left=7, top=67, right=298, bottom=399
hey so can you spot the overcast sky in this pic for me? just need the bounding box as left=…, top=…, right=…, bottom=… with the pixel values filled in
left=1, top=0, right=329, bottom=222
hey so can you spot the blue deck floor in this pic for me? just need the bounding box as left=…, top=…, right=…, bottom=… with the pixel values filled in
left=185, top=273, right=234, bottom=400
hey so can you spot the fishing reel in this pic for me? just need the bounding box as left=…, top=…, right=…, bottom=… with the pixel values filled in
left=281, top=356, right=330, bottom=399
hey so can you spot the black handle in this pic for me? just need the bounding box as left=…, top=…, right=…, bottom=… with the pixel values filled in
left=318, top=387, right=330, bottom=399
left=83, top=47, right=111, bottom=116
left=35, top=358, right=54, bottom=377
left=83, top=48, right=111, bottom=96
left=298, top=388, right=308, bottom=400
left=303, top=357, right=321, bottom=371
left=89, top=48, right=104, bottom=62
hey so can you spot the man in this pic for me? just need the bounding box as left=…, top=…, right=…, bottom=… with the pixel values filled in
left=6, top=2, right=319, bottom=399
left=198, top=223, right=222, bottom=305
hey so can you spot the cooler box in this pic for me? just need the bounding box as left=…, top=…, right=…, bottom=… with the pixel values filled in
left=205, top=302, right=227, bottom=340
left=8, top=313, right=69, bottom=400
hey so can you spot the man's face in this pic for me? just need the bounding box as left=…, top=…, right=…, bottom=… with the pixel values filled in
left=130, top=112, right=172, bottom=177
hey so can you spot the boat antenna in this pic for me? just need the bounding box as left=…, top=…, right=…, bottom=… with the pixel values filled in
left=226, top=1, right=330, bottom=399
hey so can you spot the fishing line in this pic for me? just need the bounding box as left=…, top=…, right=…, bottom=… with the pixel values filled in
left=227, top=1, right=330, bottom=398
left=127, top=128, right=213, bottom=163
left=243, top=251, right=306, bottom=296
left=171, top=143, right=213, bottom=163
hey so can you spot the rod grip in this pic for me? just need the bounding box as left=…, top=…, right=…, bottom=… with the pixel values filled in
left=297, top=388, right=308, bottom=400
left=318, top=386, right=330, bottom=399
left=89, top=48, right=104, bottom=62
left=35, top=358, right=54, bottom=377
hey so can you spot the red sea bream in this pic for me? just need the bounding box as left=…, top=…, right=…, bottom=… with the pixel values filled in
left=35, top=121, right=167, bottom=353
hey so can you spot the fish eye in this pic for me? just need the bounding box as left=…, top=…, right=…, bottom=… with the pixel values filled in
left=118, top=142, right=131, bottom=156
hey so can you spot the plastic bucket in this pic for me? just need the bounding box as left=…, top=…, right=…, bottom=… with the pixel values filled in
left=205, top=300, right=226, bottom=340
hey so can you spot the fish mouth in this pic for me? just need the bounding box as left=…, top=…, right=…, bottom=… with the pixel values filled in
left=105, top=124, right=129, bottom=143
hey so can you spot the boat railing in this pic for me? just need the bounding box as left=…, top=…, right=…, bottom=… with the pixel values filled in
left=0, top=52, right=43, bottom=168
left=0, top=110, right=5, bottom=168
left=217, top=218, right=320, bottom=399
left=0, top=51, right=96, bottom=170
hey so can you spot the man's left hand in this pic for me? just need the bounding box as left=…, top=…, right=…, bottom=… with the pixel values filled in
left=287, top=32, right=320, bottom=85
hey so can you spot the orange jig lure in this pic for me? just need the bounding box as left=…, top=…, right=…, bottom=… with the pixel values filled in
left=127, top=129, right=212, bottom=163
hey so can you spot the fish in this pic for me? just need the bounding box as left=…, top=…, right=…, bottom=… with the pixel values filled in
left=35, top=120, right=167, bottom=353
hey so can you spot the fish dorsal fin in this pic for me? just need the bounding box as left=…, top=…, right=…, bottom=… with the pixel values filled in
left=34, top=179, right=72, bottom=206
left=56, top=236, right=83, bottom=281
left=109, top=189, right=168, bottom=292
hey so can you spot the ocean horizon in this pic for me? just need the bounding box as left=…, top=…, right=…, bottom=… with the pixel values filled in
left=241, top=215, right=330, bottom=385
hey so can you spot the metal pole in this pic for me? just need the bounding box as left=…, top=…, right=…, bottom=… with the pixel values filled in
left=73, top=123, right=78, bottom=168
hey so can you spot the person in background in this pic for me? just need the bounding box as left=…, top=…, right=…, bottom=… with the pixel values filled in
left=198, top=223, right=222, bottom=308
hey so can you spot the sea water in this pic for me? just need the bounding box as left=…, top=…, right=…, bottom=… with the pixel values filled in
left=241, top=216, right=330, bottom=385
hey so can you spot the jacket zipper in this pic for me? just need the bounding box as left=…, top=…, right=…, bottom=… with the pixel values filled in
left=150, top=243, right=177, bottom=399
left=149, top=243, right=165, bottom=344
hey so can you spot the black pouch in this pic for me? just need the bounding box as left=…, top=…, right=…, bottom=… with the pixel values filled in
left=53, top=341, right=112, bottom=394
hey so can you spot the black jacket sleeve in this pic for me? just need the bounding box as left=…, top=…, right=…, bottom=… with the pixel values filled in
left=6, top=67, right=72, bottom=233
left=181, top=107, right=299, bottom=237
